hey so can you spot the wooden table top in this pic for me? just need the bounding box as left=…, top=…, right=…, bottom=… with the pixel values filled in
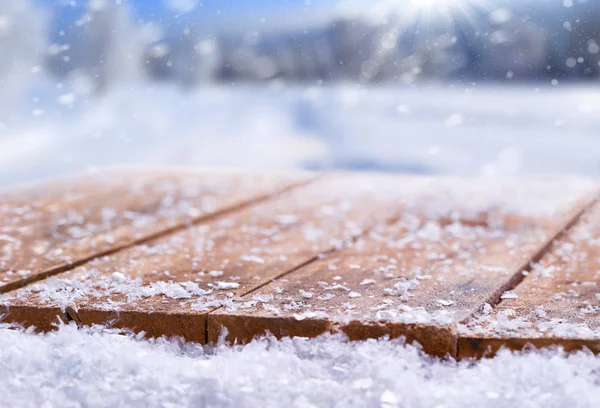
left=1, top=168, right=598, bottom=359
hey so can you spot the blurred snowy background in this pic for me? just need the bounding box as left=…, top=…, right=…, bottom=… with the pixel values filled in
left=0, top=0, right=599, bottom=187
left=2, top=2, right=600, bottom=405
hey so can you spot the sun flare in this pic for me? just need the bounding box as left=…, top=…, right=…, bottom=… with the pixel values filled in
left=370, top=0, right=496, bottom=30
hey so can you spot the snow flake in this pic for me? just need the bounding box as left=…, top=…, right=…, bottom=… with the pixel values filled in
left=111, top=272, right=126, bottom=283
left=215, top=282, right=240, bottom=290
left=380, top=390, right=398, bottom=407
left=298, top=289, right=313, bottom=299
left=360, top=279, right=376, bottom=285
left=501, top=291, right=519, bottom=300
left=240, top=255, right=265, bottom=264
left=208, top=270, right=224, bottom=277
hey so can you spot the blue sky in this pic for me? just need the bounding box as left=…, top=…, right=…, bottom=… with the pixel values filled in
left=37, top=0, right=573, bottom=16
left=38, top=0, right=340, bottom=20
left=36, top=0, right=590, bottom=37
left=38, top=0, right=343, bottom=34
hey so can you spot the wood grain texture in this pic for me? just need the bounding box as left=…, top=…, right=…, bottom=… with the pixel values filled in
left=0, top=174, right=430, bottom=342
left=0, top=168, right=311, bottom=292
left=459, top=200, right=600, bottom=359
left=1, top=173, right=597, bottom=359
left=208, top=178, right=598, bottom=358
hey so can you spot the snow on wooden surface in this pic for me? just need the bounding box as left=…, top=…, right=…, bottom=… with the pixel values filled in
left=459, top=201, right=600, bottom=358
left=208, top=180, right=597, bottom=357
left=0, top=168, right=310, bottom=292
left=0, top=170, right=599, bottom=359
left=0, top=174, right=430, bottom=336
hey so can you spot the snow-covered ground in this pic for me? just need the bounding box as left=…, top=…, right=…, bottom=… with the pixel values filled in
left=1, top=83, right=599, bottom=187
left=0, top=323, right=598, bottom=407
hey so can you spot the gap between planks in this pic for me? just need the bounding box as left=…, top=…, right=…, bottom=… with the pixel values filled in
left=462, top=191, right=600, bottom=320
left=455, top=191, right=600, bottom=359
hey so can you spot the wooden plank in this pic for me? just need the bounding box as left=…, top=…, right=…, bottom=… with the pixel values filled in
left=0, top=174, right=432, bottom=338
left=0, top=168, right=311, bottom=292
left=0, top=170, right=148, bottom=229
left=1, top=175, right=596, bottom=357
left=458, top=200, right=600, bottom=359
left=207, top=178, right=598, bottom=357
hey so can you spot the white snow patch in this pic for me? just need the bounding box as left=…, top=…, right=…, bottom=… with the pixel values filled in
left=241, top=255, right=266, bottom=264
left=501, top=291, right=519, bottom=300
left=0, top=324, right=598, bottom=407
left=2, top=86, right=600, bottom=188
left=215, top=281, right=240, bottom=290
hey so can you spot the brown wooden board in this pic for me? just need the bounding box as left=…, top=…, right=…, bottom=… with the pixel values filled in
left=207, top=178, right=598, bottom=358
left=0, top=174, right=434, bottom=338
left=0, top=168, right=311, bottom=292
left=459, top=200, right=600, bottom=359
left=0, top=170, right=151, bottom=234
left=1, top=174, right=597, bottom=358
